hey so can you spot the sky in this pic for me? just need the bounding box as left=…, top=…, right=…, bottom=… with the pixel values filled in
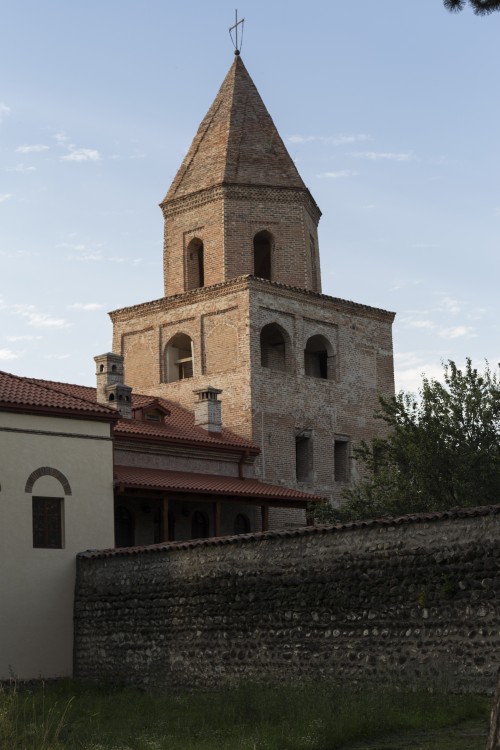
left=1, top=0, right=499, bottom=394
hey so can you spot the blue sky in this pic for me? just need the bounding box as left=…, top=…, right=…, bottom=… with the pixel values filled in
left=1, top=0, right=499, bottom=393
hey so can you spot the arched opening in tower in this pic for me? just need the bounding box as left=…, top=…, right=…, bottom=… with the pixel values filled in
left=304, top=334, right=334, bottom=380
left=186, top=238, right=204, bottom=290
left=260, top=323, right=288, bottom=372
left=253, top=231, right=272, bottom=281
left=165, top=333, right=194, bottom=382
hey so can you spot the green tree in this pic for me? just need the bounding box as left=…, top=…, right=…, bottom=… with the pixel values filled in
left=332, top=359, right=500, bottom=522
left=444, top=0, right=500, bottom=15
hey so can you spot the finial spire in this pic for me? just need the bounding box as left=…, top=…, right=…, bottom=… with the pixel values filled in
left=229, top=9, right=244, bottom=55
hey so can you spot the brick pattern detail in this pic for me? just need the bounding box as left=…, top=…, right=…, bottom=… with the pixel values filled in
left=25, top=466, right=72, bottom=496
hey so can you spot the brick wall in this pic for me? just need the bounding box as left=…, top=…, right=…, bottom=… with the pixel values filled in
left=74, top=506, right=500, bottom=693
left=111, top=277, right=394, bottom=511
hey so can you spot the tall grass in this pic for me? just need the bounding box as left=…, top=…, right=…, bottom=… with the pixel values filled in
left=0, top=680, right=491, bottom=750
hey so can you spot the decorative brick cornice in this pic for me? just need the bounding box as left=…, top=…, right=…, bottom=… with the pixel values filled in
left=160, top=183, right=321, bottom=223
left=109, top=276, right=395, bottom=325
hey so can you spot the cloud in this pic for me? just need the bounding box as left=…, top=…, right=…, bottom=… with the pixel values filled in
left=54, top=132, right=70, bottom=144
left=16, top=144, right=50, bottom=153
left=10, top=304, right=71, bottom=329
left=0, top=348, right=21, bottom=361
left=0, top=103, right=11, bottom=122
left=6, top=335, right=42, bottom=342
left=438, top=326, right=475, bottom=339
left=61, top=147, right=101, bottom=162
left=288, top=133, right=372, bottom=146
left=0, top=193, right=13, bottom=203
left=67, top=303, right=103, bottom=311
left=8, top=164, right=37, bottom=173
left=317, top=170, right=359, bottom=179
left=43, top=354, right=71, bottom=360
left=405, top=319, right=436, bottom=330
left=436, top=295, right=461, bottom=315
left=351, top=151, right=415, bottom=161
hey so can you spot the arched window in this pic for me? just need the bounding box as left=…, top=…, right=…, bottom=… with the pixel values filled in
left=191, top=511, right=209, bottom=539
left=186, top=238, right=204, bottom=290
left=234, top=513, right=250, bottom=535
left=260, top=323, right=289, bottom=372
left=304, top=334, right=335, bottom=380
left=165, top=333, right=194, bottom=382
left=115, top=506, right=134, bottom=548
left=253, top=231, right=272, bottom=281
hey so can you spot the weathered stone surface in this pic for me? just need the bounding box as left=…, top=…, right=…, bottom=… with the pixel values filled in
left=74, top=508, right=500, bottom=693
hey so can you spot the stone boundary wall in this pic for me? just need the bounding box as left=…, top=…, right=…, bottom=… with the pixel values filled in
left=74, top=506, right=500, bottom=693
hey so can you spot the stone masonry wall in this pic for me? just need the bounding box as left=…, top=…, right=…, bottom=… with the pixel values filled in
left=74, top=506, right=500, bottom=693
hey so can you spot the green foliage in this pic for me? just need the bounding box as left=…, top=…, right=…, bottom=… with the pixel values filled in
left=337, top=359, right=500, bottom=522
left=0, top=680, right=491, bottom=750
left=444, top=0, right=500, bottom=15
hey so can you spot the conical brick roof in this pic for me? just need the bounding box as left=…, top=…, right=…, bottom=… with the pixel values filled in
left=163, top=56, right=305, bottom=202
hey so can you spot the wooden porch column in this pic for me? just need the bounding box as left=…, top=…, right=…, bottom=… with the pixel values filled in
left=160, top=496, right=169, bottom=543
left=213, top=500, right=221, bottom=538
left=261, top=505, right=269, bottom=532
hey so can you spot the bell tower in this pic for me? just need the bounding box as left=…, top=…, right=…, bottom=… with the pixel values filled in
left=160, top=56, right=322, bottom=297
left=110, top=55, right=395, bottom=512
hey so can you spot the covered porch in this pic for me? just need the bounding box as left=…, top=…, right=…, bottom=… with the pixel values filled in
left=113, top=465, right=325, bottom=547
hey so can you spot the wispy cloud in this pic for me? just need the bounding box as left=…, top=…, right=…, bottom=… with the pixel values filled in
left=288, top=133, right=372, bottom=146
left=439, top=326, right=475, bottom=340
left=0, top=103, right=11, bottom=123
left=6, top=335, right=42, bottom=342
left=7, top=164, right=37, bottom=173
left=16, top=144, right=50, bottom=153
left=61, top=147, right=101, bottom=162
left=317, top=170, right=359, bottom=179
left=351, top=151, right=415, bottom=161
left=0, top=348, right=21, bottom=361
left=43, top=353, right=71, bottom=360
left=10, top=304, right=71, bottom=329
left=0, top=193, right=13, bottom=203
left=67, top=303, right=103, bottom=311
left=436, top=295, right=461, bottom=315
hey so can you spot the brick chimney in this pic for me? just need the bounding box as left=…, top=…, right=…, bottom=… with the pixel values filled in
left=193, top=386, right=222, bottom=432
left=94, top=352, right=132, bottom=419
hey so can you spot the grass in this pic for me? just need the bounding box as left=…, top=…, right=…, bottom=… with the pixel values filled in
left=0, top=680, right=492, bottom=750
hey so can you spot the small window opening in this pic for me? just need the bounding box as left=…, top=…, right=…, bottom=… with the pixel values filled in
left=165, top=333, right=194, bottom=383
left=304, top=335, right=334, bottom=380
left=33, top=497, right=63, bottom=549
left=260, top=323, right=288, bottom=372
left=145, top=411, right=162, bottom=423
left=186, top=238, right=204, bottom=290
left=296, top=431, right=313, bottom=482
left=108, top=393, right=115, bottom=402
left=253, top=231, right=272, bottom=281
left=111, top=365, right=117, bottom=373
left=334, top=440, right=349, bottom=482
left=234, top=513, right=250, bottom=535
left=99, top=364, right=104, bottom=373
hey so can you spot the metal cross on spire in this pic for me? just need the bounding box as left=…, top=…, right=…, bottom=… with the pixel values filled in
left=229, top=10, right=245, bottom=56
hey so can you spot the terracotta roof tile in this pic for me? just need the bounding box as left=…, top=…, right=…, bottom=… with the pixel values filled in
left=3, top=376, right=257, bottom=451
left=114, top=464, right=325, bottom=503
left=0, top=370, right=117, bottom=419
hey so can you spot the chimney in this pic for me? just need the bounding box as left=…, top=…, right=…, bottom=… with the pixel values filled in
left=94, top=352, right=133, bottom=419
left=193, top=386, right=222, bottom=432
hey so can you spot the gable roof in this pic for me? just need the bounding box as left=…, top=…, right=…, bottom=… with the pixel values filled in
left=1, top=374, right=258, bottom=453
left=0, top=369, right=117, bottom=421
left=163, top=56, right=306, bottom=203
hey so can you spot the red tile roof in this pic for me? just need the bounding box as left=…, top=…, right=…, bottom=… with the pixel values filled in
left=1, top=375, right=258, bottom=452
left=114, top=464, right=326, bottom=504
left=116, top=393, right=258, bottom=452
left=0, top=370, right=117, bottom=420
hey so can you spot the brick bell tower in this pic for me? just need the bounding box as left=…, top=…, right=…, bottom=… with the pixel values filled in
left=110, top=55, right=395, bottom=515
